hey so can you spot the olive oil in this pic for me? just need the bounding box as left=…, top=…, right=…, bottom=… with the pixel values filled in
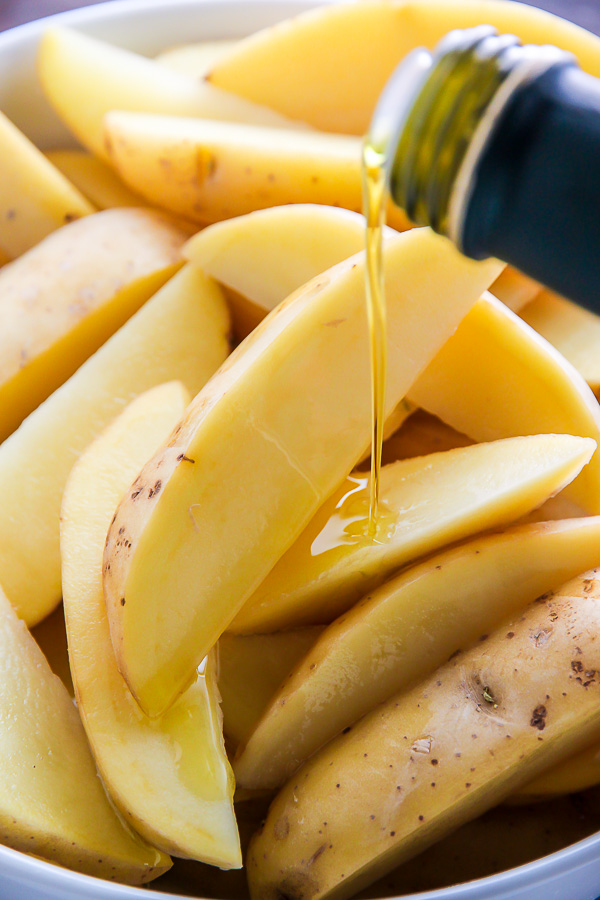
left=361, top=142, right=388, bottom=536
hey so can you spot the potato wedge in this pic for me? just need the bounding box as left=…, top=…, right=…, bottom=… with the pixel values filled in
left=218, top=629, right=323, bottom=747
left=0, top=208, right=186, bottom=441
left=208, top=0, right=600, bottom=134
left=185, top=204, right=526, bottom=339
left=61, top=382, right=241, bottom=866
left=519, top=742, right=600, bottom=799
left=38, top=27, right=307, bottom=162
left=521, top=288, right=600, bottom=394
left=104, top=113, right=411, bottom=230
left=248, top=573, right=600, bottom=900
left=235, top=516, right=600, bottom=789
left=0, top=582, right=169, bottom=883
left=408, top=293, right=600, bottom=512
left=156, top=41, right=238, bottom=77
left=0, top=263, right=229, bottom=627
left=45, top=149, right=145, bottom=209
left=0, top=110, right=93, bottom=258
left=231, top=435, right=594, bottom=634
left=103, top=228, right=502, bottom=718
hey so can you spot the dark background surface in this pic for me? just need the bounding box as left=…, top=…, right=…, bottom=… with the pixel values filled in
left=1, top=0, right=600, bottom=34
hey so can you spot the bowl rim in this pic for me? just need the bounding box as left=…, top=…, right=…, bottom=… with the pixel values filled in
left=1, top=0, right=600, bottom=898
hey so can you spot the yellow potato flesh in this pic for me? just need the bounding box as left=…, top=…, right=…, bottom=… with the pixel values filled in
left=247, top=574, right=600, bottom=900
left=0, top=583, right=169, bottom=883
left=0, top=263, right=229, bottom=627
left=45, top=150, right=145, bottom=209
left=0, top=110, right=93, bottom=258
left=0, top=208, right=186, bottom=442
left=61, top=383, right=241, bottom=867
left=103, top=228, right=502, bottom=718
left=185, top=204, right=525, bottom=342
left=38, top=27, right=307, bottom=162
left=520, top=741, right=600, bottom=798
left=209, top=0, right=600, bottom=134
left=231, top=435, right=594, bottom=634
left=218, top=629, right=323, bottom=747
left=408, top=293, right=600, bottom=512
left=235, top=517, right=600, bottom=790
left=156, top=40, right=239, bottom=77
left=104, top=112, right=411, bottom=230
left=521, top=288, right=600, bottom=393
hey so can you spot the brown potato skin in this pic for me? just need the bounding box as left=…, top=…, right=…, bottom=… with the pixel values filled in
left=248, top=571, right=600, bottom=900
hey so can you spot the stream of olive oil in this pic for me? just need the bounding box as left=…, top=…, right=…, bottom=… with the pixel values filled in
left=361, top=141, right=388, bottom=537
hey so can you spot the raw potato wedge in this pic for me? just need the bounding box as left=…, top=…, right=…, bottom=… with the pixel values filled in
left=0, top=263, right=229, bottom=627
left=61, top=383, right=241, bottom=867
left=235, top=517, right=600, bottom=789
left=208, top=0, right=600, bottom=134
left=104, top=113, right=411, bottom=230
left=521, top=288, right=600, bottom=393
left=103, top=228, right=502, bottom=718
left=45, top=149, right=145, bottom=209
left=248, top=574, right=600, bottom=900
left=156, top=41, right=238, bottom=77
left=407, top=293, right=600, bottom=512
left=218, top=629, right=323, bottom=747
left=519, top=741, right=600, bottom=799
left=38, top=27, right=308, bottom=162
left=231, top=435, right=594, bottom=634
left=185, top=204, right=522, bottom=340
left=185, top=205, right=394, bottom=338
left=0, top=208, right=186, bottom=442
left=0, top=110, right=93, bottom=258
left=0, top=582, right=169, bottom=883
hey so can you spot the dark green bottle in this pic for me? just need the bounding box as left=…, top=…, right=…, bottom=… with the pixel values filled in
left=372, top=26, right=600, bottom=312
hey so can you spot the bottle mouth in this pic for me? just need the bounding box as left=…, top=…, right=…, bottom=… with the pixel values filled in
left=369, top=26, right=572, bottom=245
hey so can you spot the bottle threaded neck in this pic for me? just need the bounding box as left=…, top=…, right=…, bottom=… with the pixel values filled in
left=383, top=27, right=572, bottom=244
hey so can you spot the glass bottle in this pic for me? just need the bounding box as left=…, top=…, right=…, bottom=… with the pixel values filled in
left=370, top=25, right=600, bottom=311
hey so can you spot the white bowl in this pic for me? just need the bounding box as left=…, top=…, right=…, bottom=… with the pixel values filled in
left=2, top=1, right=600, bottom=898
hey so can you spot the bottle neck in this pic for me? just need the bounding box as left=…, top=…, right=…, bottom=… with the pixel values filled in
left=379, top=28, right=571, bottom=241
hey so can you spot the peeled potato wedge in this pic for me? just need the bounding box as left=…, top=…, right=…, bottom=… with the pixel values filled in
left=156, top=40, right=238, bottom=77
left=0, top=208, right=186, bottom=442
left=104, top=113, right=411, bottom=230
left=235, top=516, right=600, bottom=790
left=45, top=149, right=145, bottom=209
left=248, top=573, right=600, bottom=900
left=185, top=204, right=528, bottom=337
left=208, top=0, right=600, bottom=134
left=375, top=409, right=472, bottom=466
left=521, top=288, right=600, bottom=394
left=38, top=27, right=307, bottom=162
left=61, top=382, right=241, bottom=867
left=0, top=581, right=169, bottom=883
left=231, top=435, right=595, bottom=634
left=0, top=110, right=93, bottom=258
left=0, top=263, right=229, bottom=627
left=408, top=293, right=600, bottom=512
left=218, top=629, right=323, bottom=747
left=103, top=228, right=502, bottom=718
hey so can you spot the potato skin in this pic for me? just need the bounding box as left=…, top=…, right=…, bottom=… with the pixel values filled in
left=247, top=571, right=600, bottom=900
